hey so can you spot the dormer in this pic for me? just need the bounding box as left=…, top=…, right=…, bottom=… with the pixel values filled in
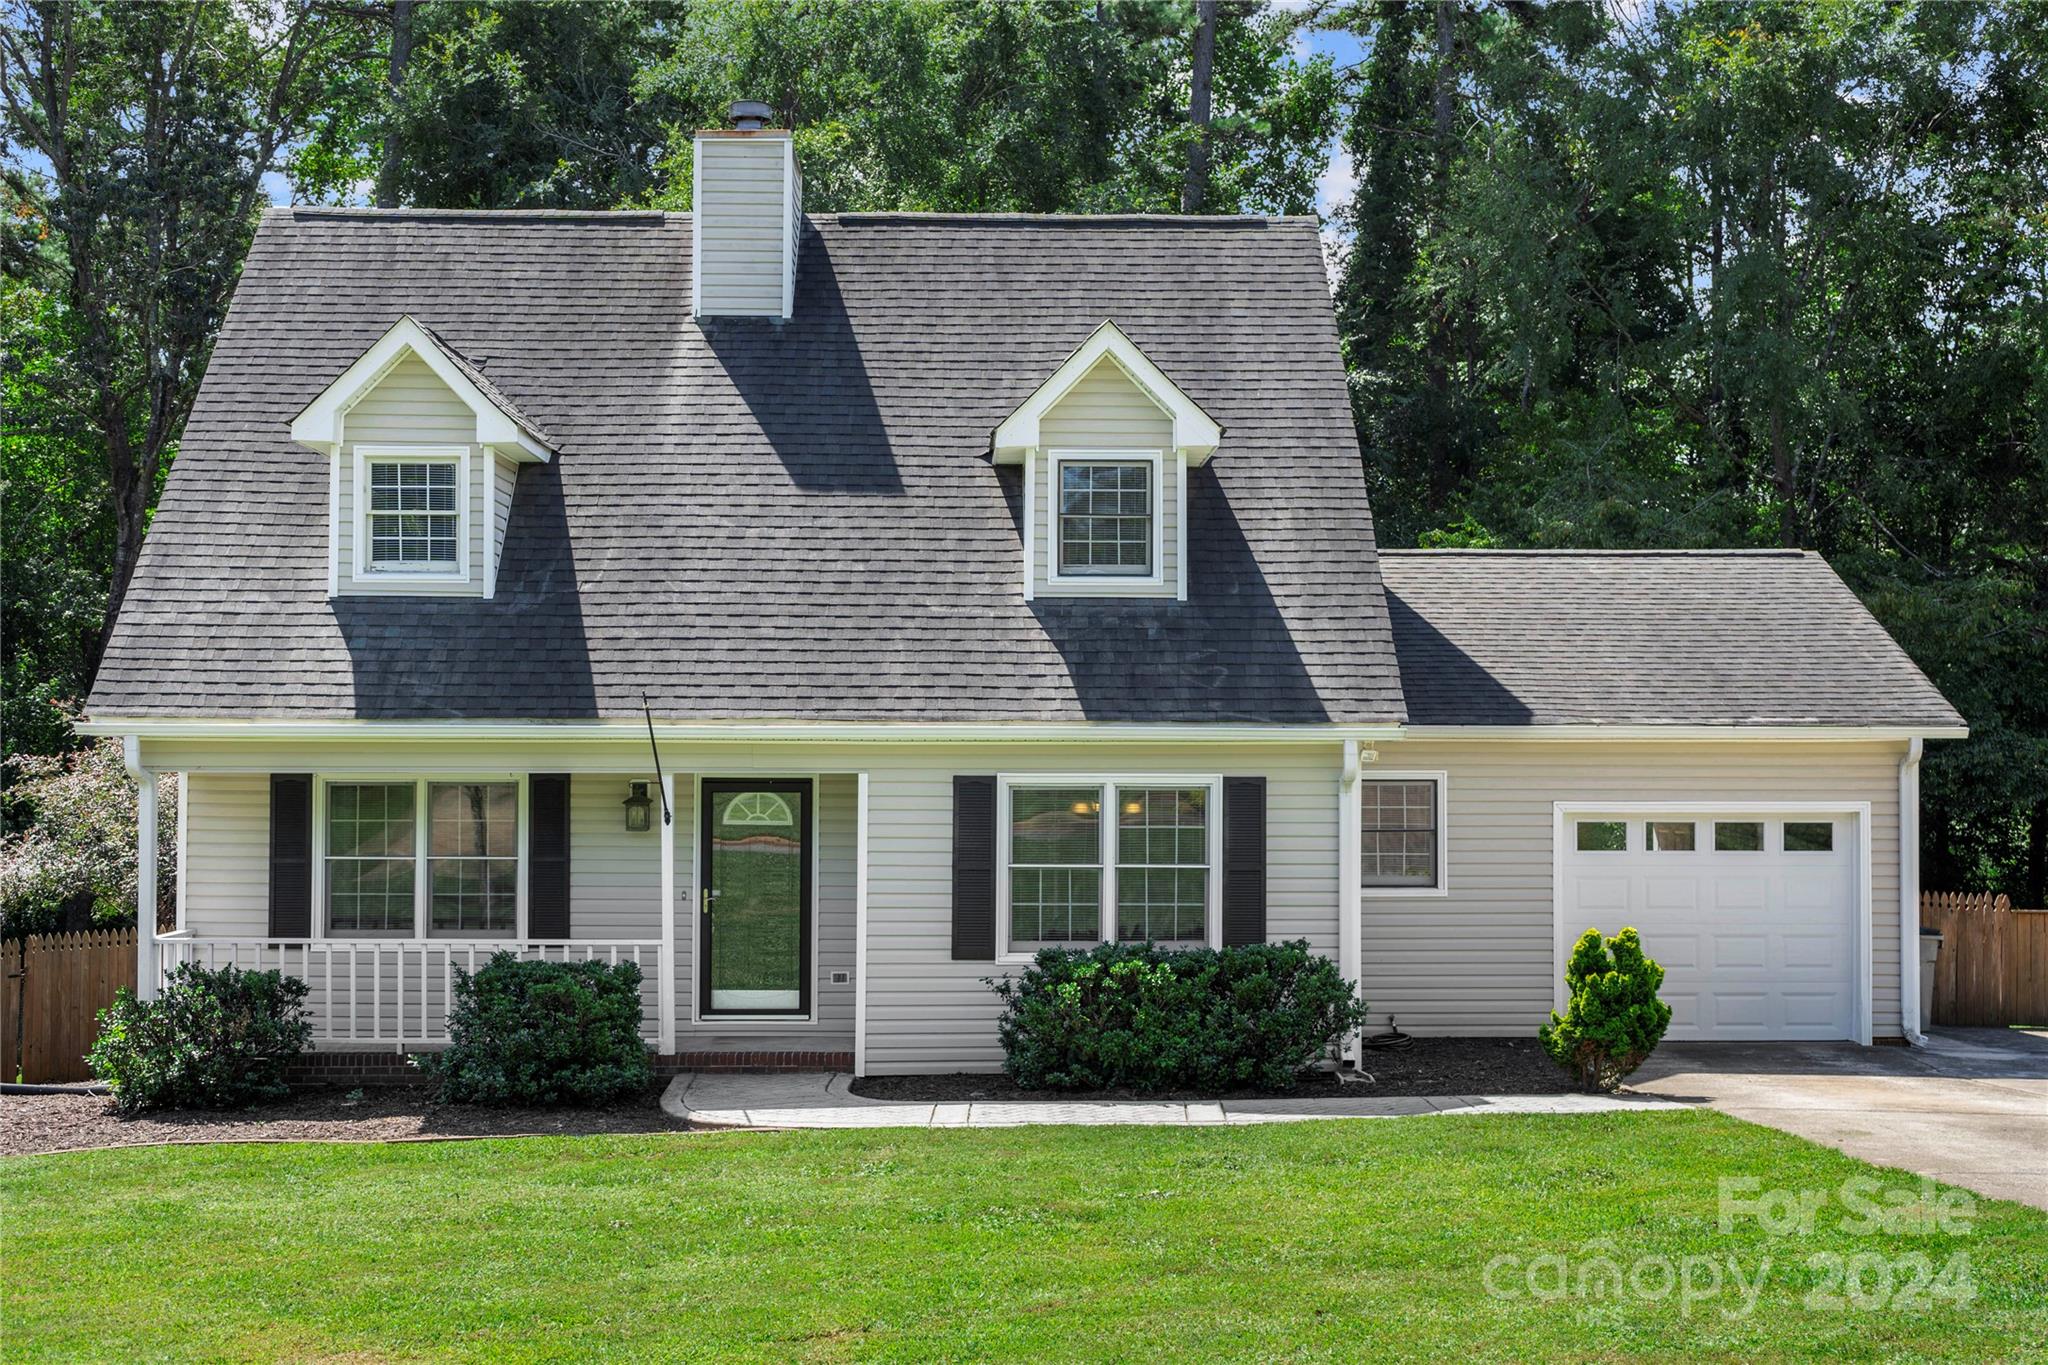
left=993, top=321, right=1222, bottom=603
left=290, top=316, right=554, bottom=600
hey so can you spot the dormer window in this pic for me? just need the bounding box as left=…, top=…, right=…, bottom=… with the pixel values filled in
left=290, top=316, right=555, bottom=601
left=1054, top=454, right=1159, bottom=581
left=363, top=451, right=464, bottom=573
left=992, top=320, right=1221, bottom=604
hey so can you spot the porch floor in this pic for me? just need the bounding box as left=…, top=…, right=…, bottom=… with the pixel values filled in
left=662, top=1072, right=1687, bottom=1129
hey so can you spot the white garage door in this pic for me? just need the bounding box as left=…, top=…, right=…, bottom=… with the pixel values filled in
left=1558, top=812, right=1859, bottom=1041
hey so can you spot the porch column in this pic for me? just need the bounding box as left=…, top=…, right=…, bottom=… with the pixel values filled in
left=854, top=770, right=870, bottom=1078
left=658, top=769, right=677, bottom=1055
left=1338, top=740, right=1361, bottom=1064
left=125, top=737, right=159, bottom=1001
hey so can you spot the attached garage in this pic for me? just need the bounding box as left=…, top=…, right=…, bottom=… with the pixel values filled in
left=1555, top=804, right=1870, bottom=1043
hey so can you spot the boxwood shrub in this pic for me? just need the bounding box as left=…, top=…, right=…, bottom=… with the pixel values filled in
left=419, top=953, right=651, bottom=1105
left=88, top=963, right=312, bottom=1114
left=989, top=940, right=1368, bottom=1092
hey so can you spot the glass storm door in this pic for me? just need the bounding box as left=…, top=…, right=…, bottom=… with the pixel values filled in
left=699, top=780, right=812, bottom=1016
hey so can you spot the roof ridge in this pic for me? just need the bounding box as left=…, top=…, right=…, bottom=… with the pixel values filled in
left=826, top=212, right=1315, bottom=226
left=281, top=206, right=669, bottom=222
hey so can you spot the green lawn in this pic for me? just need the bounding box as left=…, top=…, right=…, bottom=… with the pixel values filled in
left=3, top=1112, right=2042, bottom=1362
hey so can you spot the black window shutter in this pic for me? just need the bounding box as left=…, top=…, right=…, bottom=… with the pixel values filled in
left=1222, top=776, right=1267, bottom=947
left=267, top=774, right=313, bottom=938
left=528, top=774, right=572, bottom=940
left=952, top=775, right=997, bottom=960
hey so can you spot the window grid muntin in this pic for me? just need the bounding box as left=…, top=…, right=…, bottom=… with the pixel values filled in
left=427, top=781, right=518, bottom=934
left=366, top=459, right=460, bottom=568
left=1008, top=786, right=1103, bottom=948
left=1362, top=779, right=1439, bottom=887
left=326, top=782, right=417, bottom=933
left=1115, top=786, right=1207, bottom=942
left=1057, top=460, right=1153, bottom=576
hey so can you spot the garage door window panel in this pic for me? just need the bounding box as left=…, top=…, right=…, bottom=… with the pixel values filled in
left=1575, top=820, right=1627, bottom=853
left=1714, top=822, right=1763, bottom=852
left=1785, top=822, right=1835, bottom=852
left=1648, top=821, right=1696, bottom=852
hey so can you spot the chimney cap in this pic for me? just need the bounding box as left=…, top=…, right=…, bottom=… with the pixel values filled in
left=728, top=100, right=774, bottom=131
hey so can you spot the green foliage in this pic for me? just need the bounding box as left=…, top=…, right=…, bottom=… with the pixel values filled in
left=1332, top=0, right=2048, bottom=898
left=420, top=953, right=651, bottom=1106
left=989, top=939, right=1368, bottom=1092
left=0, top=734, right=175, bottom=941
left=1540, top=927, right=1673, bottom=1092
left=87, top=963, right=312, bottom=1115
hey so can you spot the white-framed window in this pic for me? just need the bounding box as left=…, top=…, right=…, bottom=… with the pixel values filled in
left=1048, top=450, right=1163, bottom=585
left=321, top=776, right=521, bottom=938
left=1360, top=772, right=1448, bottom=895
left=353, top=445, right=469, bottom=580
left=998, top=774, right=1221, bottom=961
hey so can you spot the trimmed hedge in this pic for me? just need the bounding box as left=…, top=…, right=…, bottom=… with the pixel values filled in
left=989, top=940, right=1368, bottom=1092
left=88, top=963, right=312, bottom=1114
left=418, top=953, right=650, bottom=1105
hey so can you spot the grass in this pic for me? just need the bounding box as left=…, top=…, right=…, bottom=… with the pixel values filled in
left=3, top=1111, right=2043, bottom=1362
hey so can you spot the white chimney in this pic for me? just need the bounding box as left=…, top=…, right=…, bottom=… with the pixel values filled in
left=692, top=100, right=801, bottom=320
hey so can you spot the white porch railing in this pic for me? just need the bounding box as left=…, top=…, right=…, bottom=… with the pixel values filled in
left=154, top=933, right=664, bottom=1051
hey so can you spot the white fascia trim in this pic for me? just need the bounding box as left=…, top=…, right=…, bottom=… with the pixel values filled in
left=1398, top=724, right=1970, bottom=742
left=991, top=320, right=1222, bottom=463
left=85, top=719, right=1409, bottom=744
left=289, top=315, right=552, bottom=463
left=1552, top=799, right=1876, bottom=1047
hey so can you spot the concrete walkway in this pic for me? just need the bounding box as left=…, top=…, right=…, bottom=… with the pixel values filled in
left=1631, top=1028, right=2048, bottom=1210
left=660, top=1071, right=1685, bottom=1130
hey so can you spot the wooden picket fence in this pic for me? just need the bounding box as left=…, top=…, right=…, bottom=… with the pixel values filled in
left=0, top=928, right=136, bottom=1084
left=1922, top=892, right=2048, bottom=1028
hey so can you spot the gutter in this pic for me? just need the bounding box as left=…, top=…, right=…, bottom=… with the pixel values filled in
left=1900, top=738, right=1926, bottom=1045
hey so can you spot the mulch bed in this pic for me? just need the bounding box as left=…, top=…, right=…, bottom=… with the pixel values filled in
left=848, top=1037, right=1577, bottom=1102
left=1, top=1081, right=683, bottom=1158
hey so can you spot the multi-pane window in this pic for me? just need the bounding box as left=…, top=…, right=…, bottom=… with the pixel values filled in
left=1057, top=460, right=1152, bottom=575
left=327, top=783, right=417, bottom=933
left=1008, top=787, right=1102, bottom=951
left=1361, top=779, right=1440, bottom=888
left=1115, top=787, right=1207, bottom=942
left=428, top=782, right=517, bottom=934
left=367, top=460, right=459, bottom=569
left=326, top=779, right=519, bottom=937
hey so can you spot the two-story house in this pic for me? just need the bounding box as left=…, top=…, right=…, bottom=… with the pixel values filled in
left=84, top=106, right=1965, bottom=1074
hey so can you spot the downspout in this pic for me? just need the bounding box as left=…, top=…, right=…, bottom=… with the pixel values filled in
left=1339, top=739, right=1362, bottom=1065
left=1899, top=739, right=1925, bottom=1045
left=123, top=737, right=160, bottom=1002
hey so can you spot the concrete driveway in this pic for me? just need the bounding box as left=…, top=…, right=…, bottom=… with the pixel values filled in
left=1631, top=1028, right=2048, bottom=1210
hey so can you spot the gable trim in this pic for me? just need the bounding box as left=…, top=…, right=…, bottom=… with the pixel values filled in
left=992, top=320, right=1222, bottom=464
left=289, top=315, right=554, bottom=462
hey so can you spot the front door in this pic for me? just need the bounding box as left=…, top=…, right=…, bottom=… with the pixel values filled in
left=699, top=780, right=812, bottom=1017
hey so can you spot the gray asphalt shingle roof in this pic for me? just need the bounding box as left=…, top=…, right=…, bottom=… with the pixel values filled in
left=88, top=207, right=1404, bottom=724
left=1379, top=550, right=1962, bottom=728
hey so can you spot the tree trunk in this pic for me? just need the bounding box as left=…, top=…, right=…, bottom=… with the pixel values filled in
left=1181, top=0, right=1216, bottom=214
left=1423, top=0, right=1458, bottom=511
left=374, top=0, right=414, bottom=209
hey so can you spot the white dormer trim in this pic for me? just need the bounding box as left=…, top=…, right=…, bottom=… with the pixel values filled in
left=992, top=320, right=1222, bottom=465
left=290, top=316, right=553, bottom=462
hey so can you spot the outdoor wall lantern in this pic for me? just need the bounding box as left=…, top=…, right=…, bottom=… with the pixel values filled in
left=623, top=781, right=654, bottom=832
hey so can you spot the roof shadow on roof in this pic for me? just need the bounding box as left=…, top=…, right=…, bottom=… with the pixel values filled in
left=1026, top=464, right=1329, bottom=722
left=331, top=461, right=597, bottom=718
left=695, top=233, right=903, bottom=495
left=1383, top=587, right=1532, bottom=726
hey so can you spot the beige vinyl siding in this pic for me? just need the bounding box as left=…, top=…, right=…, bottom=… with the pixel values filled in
left=178, top=773, right=272, bottom=938
left=336, top=354, right=486, bottom=597
left=1360, top=740, right=1906, bottom=1039
left=153, top=735, right=1913, bottom=1063
left=1033, top=358, right=1182, bottom=599
left=493, top=454, right=517, bottom=572
left=695, top=137, right=788, bottom=316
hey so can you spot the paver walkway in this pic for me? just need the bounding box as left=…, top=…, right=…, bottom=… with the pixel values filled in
left=661, top=1071, right=1685, bottom=1130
